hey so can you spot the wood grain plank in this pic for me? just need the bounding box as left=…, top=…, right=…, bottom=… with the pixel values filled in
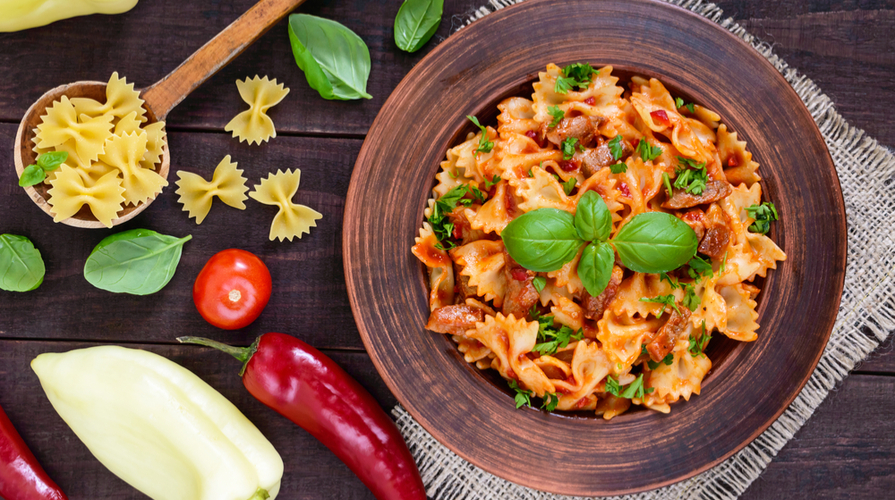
left=742, top=374, right=895, bottom=500
left=0, top=123, right=366, bottom=349
left=854, top=333, right=895, bottom=374
left=0, top=340, right=394, bottom=500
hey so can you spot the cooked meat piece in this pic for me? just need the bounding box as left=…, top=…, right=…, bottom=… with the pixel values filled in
left=448, top=207, right=476, bottom=245
left=647, top=307, right=691, bottom=363
left=426, top=305, right=485, bottom=336
left=546, top=116, right=604, bottom=148
left=698, top=220, right=731, bottom=258
left=582, top=266, right=624, bottom=320
left=454, top=263, right=478, bottom=299
left=581, top=137, right=615, bottom=177
left=679, top=209, right=706, bottom=241
left=501, top=252, right=539, bottom=319
left=661, top=178, right=733, bottom=209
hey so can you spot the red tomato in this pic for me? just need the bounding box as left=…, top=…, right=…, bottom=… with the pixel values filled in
left=193, top=249, right=272, bottom=330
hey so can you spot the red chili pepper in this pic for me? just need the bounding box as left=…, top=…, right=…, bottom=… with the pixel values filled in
left=0, top=404, right=67, bottom=500
left=179, top=333, right=426, bottom=500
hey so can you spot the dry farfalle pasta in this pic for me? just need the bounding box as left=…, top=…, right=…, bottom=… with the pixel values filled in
left=224, top=76, right=290, bottom=145
left=249, top=169, right=322, bottom=241
left=175, top=155, right=249, bottom=224
left=31, top=72, right=167, bottom=227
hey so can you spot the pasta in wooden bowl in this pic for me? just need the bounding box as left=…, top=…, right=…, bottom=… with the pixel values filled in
left=412, top=63, right=786, bottom=418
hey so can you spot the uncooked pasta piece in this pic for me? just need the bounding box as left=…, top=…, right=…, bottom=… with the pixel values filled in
left=249, top=169, right=322, bottom=241
left=98, top=131, right=167, bottom=206
left=47, top=165, right=125, bottom=228
left=224, top=76, right=290, bottom=145
left=175, top=155, right=249, bottom=224
left=70, top=72, right=147, bottom=122
left=34, top=96, right=113, bottom=163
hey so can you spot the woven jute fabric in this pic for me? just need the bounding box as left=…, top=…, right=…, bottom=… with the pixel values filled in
left=391, top=1, right=895, bottom=498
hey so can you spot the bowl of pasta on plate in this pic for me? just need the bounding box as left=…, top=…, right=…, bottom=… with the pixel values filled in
left=343, top=0, right=846, bottom=495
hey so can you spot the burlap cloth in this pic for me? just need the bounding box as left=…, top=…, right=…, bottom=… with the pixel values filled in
left=391, top=1, right=895, bottom=498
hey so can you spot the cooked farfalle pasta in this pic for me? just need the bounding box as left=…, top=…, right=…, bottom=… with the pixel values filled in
left=413, top=63, right=786, bottom=419
left=47, top=165, right=125, bottom=227
left=249, top=169, right=322, bottom=241
left=29, top=72, right=168, bottom=224
left=175, top=155, right=249, bottom=224
left=224, top=76, right=290, bottom=145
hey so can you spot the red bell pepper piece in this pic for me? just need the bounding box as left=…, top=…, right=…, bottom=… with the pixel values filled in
left=180, top=333, right=426, bottom=500
left=0, top=404, right=67, bottom=500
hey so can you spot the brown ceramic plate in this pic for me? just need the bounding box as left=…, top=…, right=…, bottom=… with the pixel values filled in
left=343, top=0, right=846, bottom=495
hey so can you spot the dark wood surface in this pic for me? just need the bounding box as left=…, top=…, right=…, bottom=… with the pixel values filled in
left=0, top=0, right=891, bottom=499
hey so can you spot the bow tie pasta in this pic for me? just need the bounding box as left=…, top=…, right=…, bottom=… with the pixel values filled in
left=412, top=63, right=786, bottom=419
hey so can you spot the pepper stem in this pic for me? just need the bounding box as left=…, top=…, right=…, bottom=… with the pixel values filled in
left=245, top=488, right=270, bottom=500
left=177, top=336, right=260, bottom=377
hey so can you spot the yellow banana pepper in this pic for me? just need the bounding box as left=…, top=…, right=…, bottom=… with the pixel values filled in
left=0, top=0, right=138, bottom=32
left=32, top=345, right=284, bottom=500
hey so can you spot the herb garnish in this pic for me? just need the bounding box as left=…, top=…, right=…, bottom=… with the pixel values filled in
left=532, top=314, right=584, bottom=355
left=428, top=184, right=486, bottom=249
left=484, top=174, right=501, bottom=189
left=688, top=321, right=711, bottom=357
left=636, top=139, right=662, bottom=162
left=548, top=105, right=564, bottom=127
left=541, top=392, right=560, bottom=411
left=561, top=137, right=584, bottom=159
left=501, top=192, right=698, bottom=296
left=610, top=162, right=627, bottom=174
left=675, top=97, right=696, bottom=114
left=682, top=282, right=701, bottom=311
left=467, top=115, right=494, bottom=153
left=673, top=156, right=708, bottom=195
left=532, top=276, right=546, bottom=293
left=606, top=374, right=654, bottom=399
left=607, top=135, right=624, bottom=161
left=554, top=62, right=597, bottom=94
left=647, top=353, right=674, bottom=370
left=639, top=294, right=681, bottom=315
left=687, top=255, right=714, bottom=280
left=662, top=172, right=673, bottom=197
left=18, top=151, right=68, bottom=187
left=508, top=380, right=532, bottom=408
left=561, top=177, right=577, bottom=195
left=745, top=202, right=779, bottom=234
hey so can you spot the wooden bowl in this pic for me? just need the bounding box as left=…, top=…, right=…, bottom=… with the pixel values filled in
left=344, top=0, right=846, bottom=495
left=14, top=81, right=170, bottom=229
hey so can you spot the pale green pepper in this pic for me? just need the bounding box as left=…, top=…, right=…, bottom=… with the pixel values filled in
left=0, top=0, right=138, bottom=32
left=32, top=345, right=283, bottom=500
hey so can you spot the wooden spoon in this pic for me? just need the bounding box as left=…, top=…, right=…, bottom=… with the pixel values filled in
left=14, top=0, right=307, bottom=229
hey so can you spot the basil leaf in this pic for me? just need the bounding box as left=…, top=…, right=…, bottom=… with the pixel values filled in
left=37, top=151, right=68, bottom=171
left=84, top=229, right=191, bottom=295
left=501, top=209, right=583, bottom=272
left=394, top=0, right=443, bottom=53
left=574, top=191, right=611, bottom=242
left=0, top=234, right=45, bottom=292
left=578, top=241, right=614, bottom=297
left=18, top=164, right=46, bottom=187
left=612, top=212, right=698, bottom=273
left=288, top=14, right=372, bottom=100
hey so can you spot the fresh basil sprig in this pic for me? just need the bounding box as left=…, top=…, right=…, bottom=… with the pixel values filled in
left=18, top=151, right=68, bottom=187
left=288, top=14, right=372, bottom=100
left=394, top=0, right=443, bottom=53
left=502, top=192, right=698, bottom=296
left=0, top=234, right=45, bottom=292
left=84, top=229, right=191, bottom=295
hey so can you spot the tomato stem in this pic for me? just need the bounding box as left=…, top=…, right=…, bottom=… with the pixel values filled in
left=177, top=336, right=259, bottom=376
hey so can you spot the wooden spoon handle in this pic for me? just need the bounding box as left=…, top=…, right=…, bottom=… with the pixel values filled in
left=141, top=0, right=307, bottom=120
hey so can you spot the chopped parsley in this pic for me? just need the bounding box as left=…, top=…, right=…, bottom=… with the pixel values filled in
left=660, top=272, right=680, bottom=289
left=682, top=282, right=701, bottom=311
left=636, top=138, right=662, bottom=162
left=548, top=105, right=565, bottom=127
left=687, top=255, right=714, bottom=280
left=532, top=276, right=546, bottom=293
left=484, top=174, right=501, bottom=189
left=561, top=177, right=577, bottom=195
left=554, top=62, right=597, bottom=94
left=673, top=156, right=708, bottom=195
left=606, top=374, right=654, bottom=399
left=610, top=162, right=627, bottom=174
left=662, top=172, right=673, bottom=197
left=467, top=115, right=494, bottom=153
left=675, top=97, right=696, bottom=114
left=647, top=353, right=674, bottom=370
left=427, top=184, right=487, bottom=249
left=561, top=137, right=584, bottom=160
left=745, top=202, right=779, bottom=234
left=607, top=135, right=624, bottom=160
left=541, top=392, right=560, bottom=411
left=508, top=380, right=533, bottom=408
left=532, top=314, right=584, bottom=355
left=688, top=321, right=712, bottom=357
left=605, top=376, right=621, bottom=396
left=721, top=251, right=728, bottom=273
left=639, top=294, right=681, bottom=316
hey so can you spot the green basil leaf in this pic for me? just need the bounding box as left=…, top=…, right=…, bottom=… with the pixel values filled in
left=611, top=212, right=698, bottom=273
left=501, top=208, right=583, bottom=272
left=574, top=191, right=611, bottom=242
left=84, top=229, right=191, bottom=295
left=0, top=234, right=45, bottom=292
left=37, top=151, right=68, bottom=171
left=288, top=14, right=372, bottom=100
left=18, top=164, right=46, bottom=187
left=578, top=241, right=614, bottom=297
left=394, top=0, right=443, bottom=53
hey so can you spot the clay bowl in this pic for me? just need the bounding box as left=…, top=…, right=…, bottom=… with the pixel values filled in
left=12, top=0, right=307, bottom=229
left=344, top=0, right=847, bottom=496
left=14, top=81, right=169, bottom=228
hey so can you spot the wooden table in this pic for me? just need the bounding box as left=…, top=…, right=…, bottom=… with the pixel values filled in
left=0, top=1, right=891, bottom=498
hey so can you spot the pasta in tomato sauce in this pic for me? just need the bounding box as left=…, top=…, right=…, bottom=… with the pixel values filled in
left=412, top=63, right=785, bottom=418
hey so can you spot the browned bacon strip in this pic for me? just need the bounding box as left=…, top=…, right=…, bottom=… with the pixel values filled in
left=662, top=178, right=733, bottom=209
left=501, top=252, right=540, bottom=319
left=647, top=307, right=691, bottom=363
left=426, top=305, right=486, bottom=336
left=546, top=116, right=604, bottom=148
